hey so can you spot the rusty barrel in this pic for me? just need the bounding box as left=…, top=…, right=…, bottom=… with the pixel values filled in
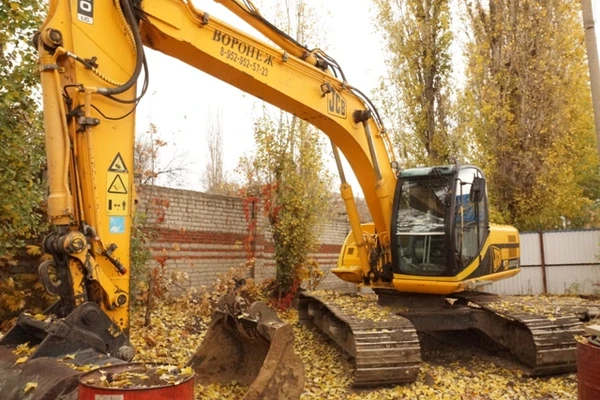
left=79, top=363, right=194, bottom=400
left=578, top=339, right=600, bottom=400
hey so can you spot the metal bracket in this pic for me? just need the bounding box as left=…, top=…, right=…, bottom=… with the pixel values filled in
left=77, top=115, right=100, bottom=128
left=40, top=63, right=59, bottom=72
left=201, top=12, right=210, bottom=25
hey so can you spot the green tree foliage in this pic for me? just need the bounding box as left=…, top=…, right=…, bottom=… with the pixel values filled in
left=252, top=109, right=332, bottom=296
left=0, top=0, right=49, bottom=329
left=242, top=0, right=332, bottom=297
left=0, top=0, right=46, bottom=254
left=459, top=0, right=600, bottom=230
left=373, top=0, right=457, bottom=166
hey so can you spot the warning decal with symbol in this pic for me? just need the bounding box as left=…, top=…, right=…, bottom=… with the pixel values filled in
left=108, top=174, right=127, bottom=194
left=106, top=153, right=130, bottom=216
left=108, top=153, right=128, bottom=173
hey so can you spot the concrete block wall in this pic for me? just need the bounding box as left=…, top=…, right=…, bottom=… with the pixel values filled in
left=137, top=185, right=355, bottom=292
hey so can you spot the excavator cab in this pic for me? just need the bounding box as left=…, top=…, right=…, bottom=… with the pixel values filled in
left=306, top=164, right=579, bottom=387
left=333, top=164, right=518, bottom=294
left=391, top=164, right=490, bottom=278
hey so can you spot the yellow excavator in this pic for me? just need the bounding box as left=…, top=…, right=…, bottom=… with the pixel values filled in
left=0, top=0, right=587, bottom=397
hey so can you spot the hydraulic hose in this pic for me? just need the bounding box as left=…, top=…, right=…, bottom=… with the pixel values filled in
left=97, top=0, right=143, bottom=95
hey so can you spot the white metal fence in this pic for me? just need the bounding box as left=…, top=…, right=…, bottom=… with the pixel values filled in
left=488, top=229, right=600, bottom=295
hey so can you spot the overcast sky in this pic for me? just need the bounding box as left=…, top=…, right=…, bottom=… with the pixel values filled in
left=136, top=0, right=600, bottom=195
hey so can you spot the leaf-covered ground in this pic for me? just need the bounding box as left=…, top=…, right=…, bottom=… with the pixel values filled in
left=129, top=293, right=583, bottom=400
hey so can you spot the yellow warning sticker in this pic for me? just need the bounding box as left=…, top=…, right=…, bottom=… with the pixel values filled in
left=108, top=152, right=128, bottom=173
left=108, top=174, right=127, bottom=194
left=107, top=171, right=129, bottom=216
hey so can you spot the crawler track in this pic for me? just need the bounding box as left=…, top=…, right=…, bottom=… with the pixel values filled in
left=453, top=292, right=589, bottom=375
left=298, top=292, right=421, bottom=386
left=300, top=290, right=595, bottom=384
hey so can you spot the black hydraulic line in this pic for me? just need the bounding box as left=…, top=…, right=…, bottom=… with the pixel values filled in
left=314, top=51, right=347, bottom=82
left=91, top=103, right=138, bottom=121
left=231, top=0, right=339, bottom=72
left=105, top=55, right=149, bottom=104
left=87, top=0, right=149, bottom=119
left=350, top=87, right=384, bottom=129
left=233, top=0, right=308, bottom=52
left=98, top=0, right=144, bottom=96
left=227, top=1, right=388, bottom=136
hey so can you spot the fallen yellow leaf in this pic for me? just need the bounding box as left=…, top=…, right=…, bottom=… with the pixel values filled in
left=15, top=356, right=28, bottom=365
left=26, top=245, right=42, bottom=256
left=23, top=382, right=37, bottom=393
left=13, top=342, right=34, bottom=356
left=32, top=314, right=47, bottom=321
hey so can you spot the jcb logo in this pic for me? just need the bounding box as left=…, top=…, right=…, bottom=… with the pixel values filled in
left=77, top=0, right=94, bottom=24
left=327, top=89, right=346, bottom=119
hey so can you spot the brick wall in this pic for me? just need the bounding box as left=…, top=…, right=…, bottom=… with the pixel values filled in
left=137, top=185, right=356, bottom=292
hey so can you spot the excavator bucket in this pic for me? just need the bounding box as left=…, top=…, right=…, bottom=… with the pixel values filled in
left=0, top=301, right=131, bottom=400
left=189, top=294, right=305, bottom=400
left=0, top=347, right=123, bottom=400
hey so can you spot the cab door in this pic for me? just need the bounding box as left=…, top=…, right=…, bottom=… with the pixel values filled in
left=453, top=166, right=488, bottom=272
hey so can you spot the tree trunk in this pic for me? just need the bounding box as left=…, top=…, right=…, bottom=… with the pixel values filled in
left=581, top=0, right=600, bottom=156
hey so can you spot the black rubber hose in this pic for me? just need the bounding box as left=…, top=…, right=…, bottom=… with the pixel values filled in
left=100, top=0, right=144, bottom=95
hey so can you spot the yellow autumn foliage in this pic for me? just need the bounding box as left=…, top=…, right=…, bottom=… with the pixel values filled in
left=460, top=0, right=600, bottom=230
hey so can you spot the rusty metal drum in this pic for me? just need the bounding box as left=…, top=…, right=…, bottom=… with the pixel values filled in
left=78, top=363, right=194, bottom=400
left=577, top=339, right=600, bottom=400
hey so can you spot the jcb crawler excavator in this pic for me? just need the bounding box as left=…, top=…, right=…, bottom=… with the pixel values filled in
left=0, top=0, right=589, bottom=397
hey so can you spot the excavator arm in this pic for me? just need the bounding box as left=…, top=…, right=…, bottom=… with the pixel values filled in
left=138, top=0, right=400, bottom=279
